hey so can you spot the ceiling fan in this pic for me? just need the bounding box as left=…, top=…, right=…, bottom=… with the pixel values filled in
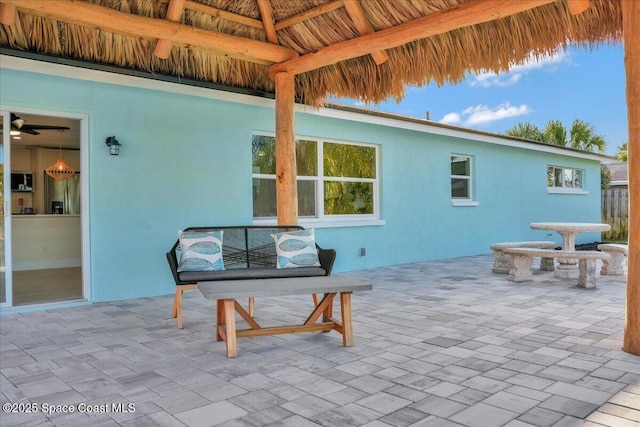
left=11, top=113, right=70, bottom=135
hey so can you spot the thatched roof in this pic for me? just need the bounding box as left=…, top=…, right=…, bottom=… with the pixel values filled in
left=0, top=0, right=622, bottom=106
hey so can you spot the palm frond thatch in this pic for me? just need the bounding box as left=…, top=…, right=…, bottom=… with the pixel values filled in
left=0, top=0, right=623, bottom=106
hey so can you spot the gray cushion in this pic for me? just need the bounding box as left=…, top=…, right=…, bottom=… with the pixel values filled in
left=178, top=266, right=327, bottom=283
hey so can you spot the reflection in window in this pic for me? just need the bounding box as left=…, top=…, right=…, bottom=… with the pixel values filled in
left=547, top=166, right=585, bottom=190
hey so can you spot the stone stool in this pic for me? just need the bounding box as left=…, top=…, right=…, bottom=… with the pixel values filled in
left=597, top=243, right=628, bottom=275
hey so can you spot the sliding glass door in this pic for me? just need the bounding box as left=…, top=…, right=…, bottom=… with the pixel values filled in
left=1, top=111, right=12, bottom=308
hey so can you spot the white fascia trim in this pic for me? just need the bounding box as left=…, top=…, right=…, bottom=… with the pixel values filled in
left=2, top=55, right=608, bottom=163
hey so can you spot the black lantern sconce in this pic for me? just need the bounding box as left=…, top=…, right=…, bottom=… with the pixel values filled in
left=105, top=136, right=121, bottom=155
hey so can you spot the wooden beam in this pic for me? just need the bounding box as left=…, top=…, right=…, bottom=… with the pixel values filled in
left=343, top=0, right=388, bottom=65
left=275, top=0, right=344, bottom=31
left=269, top=0, right=555, bottom=78
left=154, top=0, right=186, bottom=59
left=257, top=0, right=278, bottom=44
left=567, top=0, right=590, bottom=15
left=621, top=0, right=640, bottom=356
left=0, top=2, right=15, bottom=25
left=184, top=0, right=263, bottom=29
left=274, top=71, right=298, bottom=226
left=158, top=0, right=264, bottom=29
left=2, top=0, right=298, bottom=65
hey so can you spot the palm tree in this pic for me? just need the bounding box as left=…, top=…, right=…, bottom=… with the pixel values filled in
left=568, top=119, right=606, bottom=153
left=505, top=119, right=607, bottom=153
left=616, top=142, right=628, bottom=162
left=505, top=122, right=544, bottom=142
left=543, top=120, right=568, bottom=147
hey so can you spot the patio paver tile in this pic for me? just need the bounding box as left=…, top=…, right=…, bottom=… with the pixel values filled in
left=449, top=402, right=518, bottom=427
left=1, top=255, right=637, bottom=427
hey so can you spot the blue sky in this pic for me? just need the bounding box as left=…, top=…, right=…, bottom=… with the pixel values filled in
left=333, top=43, right=627, bottom=157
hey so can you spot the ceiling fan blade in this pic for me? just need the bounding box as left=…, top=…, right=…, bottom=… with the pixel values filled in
left=20, top=128, right=40, bottom=135
left=22, top=125, right=70, bottom=131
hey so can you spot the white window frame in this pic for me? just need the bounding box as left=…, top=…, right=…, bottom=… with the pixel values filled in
left=547, top=165, right=588, bottom=195
left=252, top=132, right=385, bottom=228
left=451, top=153, right=479, bottom=206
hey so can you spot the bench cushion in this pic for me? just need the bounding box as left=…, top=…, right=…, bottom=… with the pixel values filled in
left=178, top=266, right=327, bottom=282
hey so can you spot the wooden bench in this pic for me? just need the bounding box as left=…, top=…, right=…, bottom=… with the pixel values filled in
left=198, top=276, right=372, bottom=357
left=597, top=243, right=628, bottom=276
left=502, top=248, right=610, bottom=288
left=166, top=226, right=336, bottom=328
left=490, top=241, right=557, bottom=273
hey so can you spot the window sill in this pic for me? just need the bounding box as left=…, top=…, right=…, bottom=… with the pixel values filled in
left=547, top=188, right=588, bottom=195
left=252, top=218, right=386, bottom=228
left=451, top=200, right=479, bottom=207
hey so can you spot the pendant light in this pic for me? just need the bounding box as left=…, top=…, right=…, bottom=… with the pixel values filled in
left=45, top=144, right=75, bottom=181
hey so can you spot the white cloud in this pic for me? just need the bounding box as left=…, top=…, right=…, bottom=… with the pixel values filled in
left=439, top=102, right=531, bottom=127
left=439, top=112, right=461, bottom=125
left=469, top=50, right=569, bottom=87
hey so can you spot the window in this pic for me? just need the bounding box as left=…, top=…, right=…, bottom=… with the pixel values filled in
left=252, top=134, right=380, bottom=223
left=451, top=154, right=477, bottom=205
left=547, top=166, right=587, bottom=194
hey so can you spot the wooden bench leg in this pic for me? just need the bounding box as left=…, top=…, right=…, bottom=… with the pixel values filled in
left=216, top=299, right=224, bottom=341
left=248, top=297, right=255, bottom=318
left=223, top=299, right=237, bottom=358
left=508, top=255, right=534, bottom=282
left=174, top=284, right=197, bottom=329
left=322, top=293, right=333, bottom=322
left=578, top=259, right=598, bottom=289
left=340, top=292, right=354, bottom=347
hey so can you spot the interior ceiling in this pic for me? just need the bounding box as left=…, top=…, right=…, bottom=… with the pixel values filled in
left=3, top=113, right=80, bottom=150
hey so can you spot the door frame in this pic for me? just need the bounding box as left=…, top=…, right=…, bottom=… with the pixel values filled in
left=0, top=105, right=91, bottom=308
left=1, top=111, right=13, bottom=308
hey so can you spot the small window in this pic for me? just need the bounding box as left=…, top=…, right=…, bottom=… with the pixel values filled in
left=451, top=154, right=477, bottom=205
left=547, top=166, right=587, bottom=194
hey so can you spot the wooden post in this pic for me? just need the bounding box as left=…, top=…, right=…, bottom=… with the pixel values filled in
left=622, top=0, right=639, bottom=356
left=0, top=3, right=16, bottom=25
left=274, top=72, right=298, bottom=226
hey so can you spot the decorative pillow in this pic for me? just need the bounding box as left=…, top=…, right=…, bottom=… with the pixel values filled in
left=177, top=230, right=224, bottom=272
left=271, top=229, right=321, bottom=269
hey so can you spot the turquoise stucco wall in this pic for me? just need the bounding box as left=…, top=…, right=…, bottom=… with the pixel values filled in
left=1, top=66, right=603, bottom=302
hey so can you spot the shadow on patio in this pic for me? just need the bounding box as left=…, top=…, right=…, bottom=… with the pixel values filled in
left=1, top=254, right=638, bottom=426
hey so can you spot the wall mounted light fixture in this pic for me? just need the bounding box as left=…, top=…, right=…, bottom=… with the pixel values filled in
left=105, top=136, right=121, bottom=155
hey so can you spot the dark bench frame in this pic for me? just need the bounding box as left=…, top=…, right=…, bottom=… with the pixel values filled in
left=166, top=225, right=336, bottom=328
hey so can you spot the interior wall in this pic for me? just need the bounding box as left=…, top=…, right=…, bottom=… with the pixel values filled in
left=0, top=62, right=604, bottom=303
left=11, top=216, right=81, bottom=271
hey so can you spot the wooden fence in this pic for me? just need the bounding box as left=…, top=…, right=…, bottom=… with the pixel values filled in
left=601, top=188, right=629, bottom=240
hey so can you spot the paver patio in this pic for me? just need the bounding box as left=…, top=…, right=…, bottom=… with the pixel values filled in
left=1, top=254, right=638, bottom=426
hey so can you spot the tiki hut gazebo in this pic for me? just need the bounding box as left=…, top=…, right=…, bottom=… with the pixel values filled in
left=0, top=0, right=637, bottom=354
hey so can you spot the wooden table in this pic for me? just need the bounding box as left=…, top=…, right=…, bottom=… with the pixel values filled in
left=198, top=276, right=372, bottom=357
left=530, top=222, right=611, bottom=278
